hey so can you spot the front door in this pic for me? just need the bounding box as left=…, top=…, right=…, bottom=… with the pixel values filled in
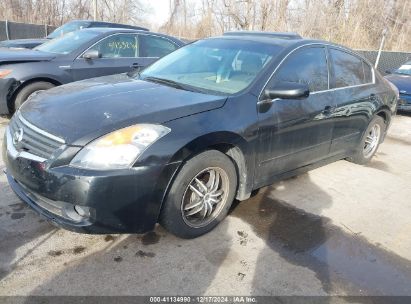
left=71, top=33, right=145, bottom=81
left=256, top=46, right=335, bottom=186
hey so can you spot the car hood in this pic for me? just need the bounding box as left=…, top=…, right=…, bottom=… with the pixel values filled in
left=385, top=74, right=411, bottom=93
left=0, top=38, right=48, bottom=49
left=20, top=74, right=227, bottom=145
left=0, top=47, right=55, bottom=64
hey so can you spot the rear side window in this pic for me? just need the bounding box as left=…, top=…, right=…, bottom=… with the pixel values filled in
left=330, top=49, right=370, bottom=88
left=139, top=35, right=178, bottom=58
left=271, top=47, right=328, bottom=92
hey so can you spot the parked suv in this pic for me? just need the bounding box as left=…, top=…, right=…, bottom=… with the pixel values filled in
left=0, top=28, right=183, bottom=114
left=0, top=20, right=149, bottom=49
left=4, top=32, right=397, bottom=238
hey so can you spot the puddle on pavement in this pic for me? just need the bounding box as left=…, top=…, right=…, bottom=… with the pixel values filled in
left=136, top=250, right=155, bottom=258
left=73, top=246, right=86, bottom=254
left=48, top=250, right=63, bottom=257
left=114, top=256, right=123, bottom=262
left=9, top=202, right=26, bottom=212
left=10, top=212, right=25, bottom=220
left=230, top=188, right=411, bottom=295
left=141, top=231, right=160, bottom=245
left=104, top=235, right=115, bottom=242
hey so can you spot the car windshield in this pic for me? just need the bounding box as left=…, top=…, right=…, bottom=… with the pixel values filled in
left=394, top=63, right=411, bottom=76
left=47, top=21, right=91, bottom=39
left=35, top=30, right=100, bottom=55
left=139, top=39, right=282, bottom=95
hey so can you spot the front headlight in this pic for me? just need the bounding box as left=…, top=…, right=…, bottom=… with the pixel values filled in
left=70, top=124, right=170, bottom=170
left=0, top=69, right=12, bottom=78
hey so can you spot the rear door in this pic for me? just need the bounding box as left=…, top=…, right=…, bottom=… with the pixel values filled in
left=71, top=33, right=143, bottom=80
left=328, top=48, right=376, bottom=155
left=256, top=46, right=335, bottom=186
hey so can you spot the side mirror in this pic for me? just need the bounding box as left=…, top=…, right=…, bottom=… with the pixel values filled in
left=83, top=50, right=101, bottom=60
left=126, top=66, right=143, bottom=78
left=385, top=70, right=392, bottom=74
left=264, top=82, right=310, bottom=100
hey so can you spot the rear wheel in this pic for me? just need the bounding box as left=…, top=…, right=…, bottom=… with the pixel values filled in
left=160, top=150, right=237, bottom=238
left=14, top=81, right=55, bottom=111
left=347, top=116, right=385, bottom=165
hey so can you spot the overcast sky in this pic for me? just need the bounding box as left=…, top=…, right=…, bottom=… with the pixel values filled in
left=142, top=0, right=171, bottom=28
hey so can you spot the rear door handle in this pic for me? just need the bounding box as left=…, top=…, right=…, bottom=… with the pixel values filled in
left=131, top=63, right=143, bottom=69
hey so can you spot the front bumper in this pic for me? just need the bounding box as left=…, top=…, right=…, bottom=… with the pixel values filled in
left=398, top=94, right=411, bottom=112
left=3, top=132, right=181, bottom=234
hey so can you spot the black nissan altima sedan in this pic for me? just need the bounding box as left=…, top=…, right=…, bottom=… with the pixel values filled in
left=4, top=32, right=397, bottom=238
left=0, top=28, right=183, bottom=114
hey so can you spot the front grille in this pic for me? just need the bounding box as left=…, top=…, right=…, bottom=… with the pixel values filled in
left=9, top=112, right=65, bottom=160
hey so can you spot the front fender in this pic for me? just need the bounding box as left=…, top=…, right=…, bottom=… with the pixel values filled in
left=0, top=78, right=19, bottom=114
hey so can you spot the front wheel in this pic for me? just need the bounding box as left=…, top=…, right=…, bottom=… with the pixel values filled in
left=14, top=81, right=55, bottom=111
left=347, top=116, right=386, bottom=165
left=160, top=150, right=237, bottom=239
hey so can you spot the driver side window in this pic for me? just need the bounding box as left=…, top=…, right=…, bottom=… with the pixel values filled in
left=88, top=34, right=139, bottom=58
left=270, top=47, right=329, bottom=92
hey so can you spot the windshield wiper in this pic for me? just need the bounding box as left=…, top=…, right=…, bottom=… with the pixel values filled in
left=143, top=76, right=201, bottom=93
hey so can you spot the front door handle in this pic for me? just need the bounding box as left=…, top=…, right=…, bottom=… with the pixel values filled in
left=257, top=99, right=275, bottom=106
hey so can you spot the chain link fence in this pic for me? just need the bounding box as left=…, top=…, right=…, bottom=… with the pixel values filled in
left=355, top=50, right=411, bottom=75
left=0, top=20, right=410, bottom=76
left=0, top=20, right=57, bottom=41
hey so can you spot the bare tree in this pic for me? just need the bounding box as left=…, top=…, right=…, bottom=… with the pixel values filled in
left=161, top=0, right=410, bottom=51
left=0, top=0, right=148, bottom=27
left=0, top=0, right=409, bottom=51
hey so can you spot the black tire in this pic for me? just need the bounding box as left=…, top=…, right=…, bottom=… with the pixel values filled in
left=347, top=116, right=385, bottom=165
left=14, top=82, right=55, bottom=111
left=160, top=150, right=237, bottom=239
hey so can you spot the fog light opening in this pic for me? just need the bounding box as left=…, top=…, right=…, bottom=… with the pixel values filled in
left=74, top=205, right=91, bottom=218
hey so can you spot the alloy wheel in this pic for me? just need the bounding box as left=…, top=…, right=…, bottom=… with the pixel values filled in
left=363, top=124, right=381, bottom=158
left=181, top=167, right=229, bottom=228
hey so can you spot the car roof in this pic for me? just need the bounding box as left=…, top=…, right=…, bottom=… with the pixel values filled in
left=83, top=27, right=146, bottom=34
left=79, top=27, right=185, bottom=45
left=210, top=34, right=316, bottom=48
left=68, top=19, right=148, bottom=31
left=89, top=21, right=149, bottom=31
left=210, top=32, right=356, bottom=54
left=224, top=31, right=302, bottom=40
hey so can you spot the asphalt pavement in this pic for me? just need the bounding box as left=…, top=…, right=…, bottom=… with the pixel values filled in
left=0, top=114, right=410, bottom=297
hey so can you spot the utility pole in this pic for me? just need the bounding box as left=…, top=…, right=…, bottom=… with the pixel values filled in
left=94, top=0, right=98, bottom=21
left=375, top=28, right=387, bottom=69
left=183, top=0, right=187, bottom=29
